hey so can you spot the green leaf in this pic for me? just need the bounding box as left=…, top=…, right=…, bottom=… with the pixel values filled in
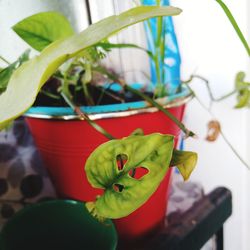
left=235, top=89, right=250, bottom=108
left=0, top=50, right=30, bottom=94
left=18, top=49, right=31, bottom=64
left=216, top=0, right=250, bottom=57
left=86, top=133, right=174, bottom=219
left=81, top=63, right=92, bottom=85
left=0, top=6, right=181, bottom=130
left=0, top=63, right=16, bottom=94
left=234, top=72, right=250, bottom=108
left=170, top=149, right=198, bottom=181
left=130, top=128, right=144, bottom=136
left=12, top=11, right=75, bottom=51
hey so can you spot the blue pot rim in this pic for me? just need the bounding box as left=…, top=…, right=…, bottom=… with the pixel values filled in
left=25, top=88, right=192, bottom=120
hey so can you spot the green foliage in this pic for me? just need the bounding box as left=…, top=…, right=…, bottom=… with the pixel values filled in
left=86, top=133, right=175, bottom=219
left=0, top=6, right=181, bottom=130
left=216, top=0, right=250, bottom=57
left=0, top=50, right=30, bottom=94
left=85, top=133, right=197, bottom=219
left=234, top=72, right=250, bottom=108
left=216, top=0, right=250, bottom=109
left=170, top=149, right=198, bottom=181
left=13, top=12, right=74, bottom=51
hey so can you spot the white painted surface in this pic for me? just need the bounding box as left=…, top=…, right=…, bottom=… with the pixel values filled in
left=0, top=0, right=88, bottom=63
left=173, top=0, right=249, bottom=249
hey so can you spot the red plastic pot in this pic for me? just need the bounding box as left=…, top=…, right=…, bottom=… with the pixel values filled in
left=25, top=98, right=187, bottom=239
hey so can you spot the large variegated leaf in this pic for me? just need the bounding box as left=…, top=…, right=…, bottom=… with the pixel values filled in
left=0, top=6, right=181, bottom=130
left=86, top=133, right=175, bottom=219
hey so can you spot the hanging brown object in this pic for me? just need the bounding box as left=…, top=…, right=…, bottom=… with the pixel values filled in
left=206, top=120, right=221, bottom=142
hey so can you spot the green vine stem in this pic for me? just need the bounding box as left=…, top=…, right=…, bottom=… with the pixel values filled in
left=0, top=55, right=10, bottom=65
left=183, top=79, right=250, bottom=170
left=61, top=92, right=135, bottom=175
left=182, top=74, right=250, bottom=109
left=61, top=92, right=114, bottom=140
left=124, top=84, right=195, bottom=138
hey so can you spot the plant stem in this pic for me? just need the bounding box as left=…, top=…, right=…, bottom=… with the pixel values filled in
left=216, top=0, right=250, bottom=57
left=183, top=74, right=238, bottom=104
left=160, top=20, right=166, bottom=83
left=125, top=84, right=195, bottom=138
left=40, top=89, right=61, bottom=100
left=0, top=55, right=10, bottom=65
left=96, top=84, right=124, bottom=105
left=61, top=92, right=114, bottom=140
left=61, top=92, right=130, bottom=170
left=155, top=16, right=163, bottom=87
left=184, top=83, right=250, bottom=170
left=82, top=82, right=95, bottom=106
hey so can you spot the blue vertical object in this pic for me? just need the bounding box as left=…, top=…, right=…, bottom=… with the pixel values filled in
left=142, top=0, right=181, bottom=95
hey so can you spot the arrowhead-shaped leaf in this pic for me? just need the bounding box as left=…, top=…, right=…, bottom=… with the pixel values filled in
left=0, top=6, right=181, bottom=130
left=170, top=149, right=198, bottom=181
left=12, top=12, right=75, bottom=51
left=86, top=133, right=174, bottom=219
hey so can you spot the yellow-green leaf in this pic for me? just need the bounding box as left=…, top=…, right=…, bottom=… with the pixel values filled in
left=0, top=6, right=181, bottom=130
left=12, top=12, right=75, bottom=51
left=170, top=149, right=198, bottom=181
left=86, top=133, right=174, bottom=219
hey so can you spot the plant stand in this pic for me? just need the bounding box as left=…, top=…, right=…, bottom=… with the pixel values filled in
left=118, top=187, right=232, bottom=250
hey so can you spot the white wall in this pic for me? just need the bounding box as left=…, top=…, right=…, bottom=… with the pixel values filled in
left=0, top=0, right=89, bottom=63
left=173, top=0, right=250, bottom=249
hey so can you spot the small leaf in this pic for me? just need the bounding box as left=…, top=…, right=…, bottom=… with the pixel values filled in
left=0, top=63, right=16, bottom=94
left=86, top=133, right=174, bottom=219
left=235, top=71, right=245, bottom=88
left=130, top=128, right=144, bottom=136
left=235, top=89, right=250, bottom=108
left=0, top=50, right=30, bottom=94
left=12, top=11, right=75, bottom=51
left=170, top=149, right=197, bottom=181
left=234, top=71, right=250, bottom=108
left=17, top=49, right=31, bottom=65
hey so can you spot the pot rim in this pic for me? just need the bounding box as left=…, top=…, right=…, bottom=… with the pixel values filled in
left=24, top=91, right=193, bottom=121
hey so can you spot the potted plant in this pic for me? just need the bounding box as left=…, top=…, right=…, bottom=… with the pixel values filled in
left=0, top=4, right=198, bottom=241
